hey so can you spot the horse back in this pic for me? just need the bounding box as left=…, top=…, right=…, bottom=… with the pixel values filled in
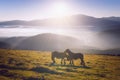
left=72, top=53, right=84, bottom=59
left=52, top=51, right=66, bottom=58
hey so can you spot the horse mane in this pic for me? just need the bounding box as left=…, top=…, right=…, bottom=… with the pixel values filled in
left=66, top=49, right=73, bottom=55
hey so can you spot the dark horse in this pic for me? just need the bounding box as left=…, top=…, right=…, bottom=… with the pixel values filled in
left=65, top=49, right=85, bottom=66
left=51, top=51, right=67, bottom=65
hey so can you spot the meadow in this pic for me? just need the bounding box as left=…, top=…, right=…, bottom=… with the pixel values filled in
left=0, top=49, right=119, bottom=80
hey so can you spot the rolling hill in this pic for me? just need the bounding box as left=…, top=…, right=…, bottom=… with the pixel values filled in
left=0, top=42, right=11, bottom=49
left=15, top=33, right=84, bottom=51
left=0, top=33, right=86, bottom=51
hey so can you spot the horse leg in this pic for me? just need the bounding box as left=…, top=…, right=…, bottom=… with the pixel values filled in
left=82, top=60, right=85, bottom=66
left=51, top=55, right=55, bottom=64
left=69, top=60, right=71, bottom=65
left=72, top=60, right=74, bottom=65
left=53, top=59, right=56, bottom=64
left=69, top=60, right=73, bottom=65
left=64, top=59, right=66, bottom=65
left=81, top=59, right=85, bottom=66
left=61, top=59, right=63, bottom=65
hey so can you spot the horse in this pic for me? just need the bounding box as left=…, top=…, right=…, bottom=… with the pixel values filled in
left=51, top=51, right=67, bottom=65
left=65, top=49, right=85, bottom=66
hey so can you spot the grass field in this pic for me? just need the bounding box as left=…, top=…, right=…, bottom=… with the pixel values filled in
left=0, top=49, right=119, bottom=80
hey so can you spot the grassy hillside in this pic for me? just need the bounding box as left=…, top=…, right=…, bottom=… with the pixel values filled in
left=0, top=49, right=119, bottom=80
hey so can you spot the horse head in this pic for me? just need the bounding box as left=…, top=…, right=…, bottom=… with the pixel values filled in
left=64, top=49, right=71, bottom=60
left=65, top=49, right=70, bottom=53
left=64, top=49, right=70, bottom=55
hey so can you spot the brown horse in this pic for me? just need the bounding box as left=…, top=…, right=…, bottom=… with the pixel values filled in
left=65, top=49, right=85, bottom=66
left=51, top=51, right=67, bottom=65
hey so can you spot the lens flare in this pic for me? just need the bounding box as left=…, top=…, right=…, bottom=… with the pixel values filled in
left=51, top=2, right=70, bottom=17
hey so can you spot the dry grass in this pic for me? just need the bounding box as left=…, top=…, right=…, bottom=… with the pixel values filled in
left=0, top=49, right=119, bottom=80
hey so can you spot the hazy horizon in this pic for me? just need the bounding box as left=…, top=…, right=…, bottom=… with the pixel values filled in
left=0, top=0, right=120, bottom=50
left=1, top=15, right=120, bottom=22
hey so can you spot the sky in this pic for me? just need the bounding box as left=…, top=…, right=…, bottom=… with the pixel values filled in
left=0, top=0, right=120, bottom=21
left=0, top=0, right=120, bottom=49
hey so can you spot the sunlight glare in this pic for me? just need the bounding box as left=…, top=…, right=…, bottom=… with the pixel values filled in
left=51, top=2, right=70, bottom=17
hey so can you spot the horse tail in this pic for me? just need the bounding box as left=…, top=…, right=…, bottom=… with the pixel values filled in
left=81, top=53, right=85, bottom=66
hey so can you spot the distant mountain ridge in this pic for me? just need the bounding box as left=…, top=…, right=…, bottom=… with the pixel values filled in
left=0, top=14, right=120, bottom=29
left=102, top=16, right=120, bottom=22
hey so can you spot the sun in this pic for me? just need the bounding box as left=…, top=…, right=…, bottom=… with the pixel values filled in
left=51, top=2, right=70, bottom=17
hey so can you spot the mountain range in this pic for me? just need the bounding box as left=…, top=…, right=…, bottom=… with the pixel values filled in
left=0, top=14, right=120, bottom=30
left=0, top=14, right=120, bottom=54
left=0, top=14, right=120, bottom=35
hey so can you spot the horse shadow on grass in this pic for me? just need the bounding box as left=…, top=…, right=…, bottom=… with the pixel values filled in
left=44, top=63, right=91, bottom=73
left=47, top=63, right=91, bottom=69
